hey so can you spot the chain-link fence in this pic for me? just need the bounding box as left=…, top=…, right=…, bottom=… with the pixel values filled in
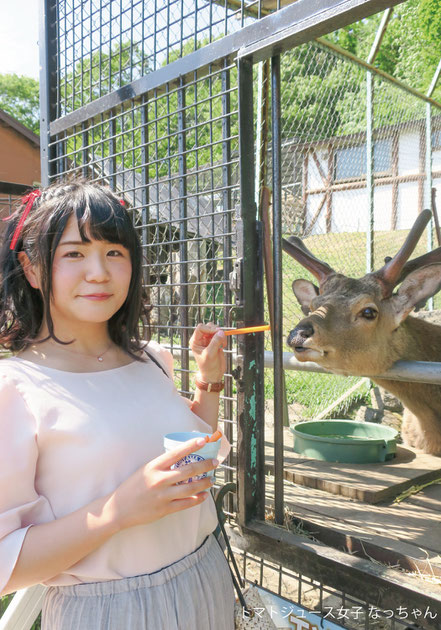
left=261, top=40, right=441, bottom=425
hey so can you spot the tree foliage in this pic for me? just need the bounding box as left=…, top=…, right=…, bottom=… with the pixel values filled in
left=62, top=36, right=236, bottom=181
left=280, top=1, right=441, bottom=144
left=0, top=74, right=40, bottom=134
left=5, top=2, right=440, bottom=159
left=60, top=42, right=150, bottom=113
left=327, top=0, right=441, bottom=99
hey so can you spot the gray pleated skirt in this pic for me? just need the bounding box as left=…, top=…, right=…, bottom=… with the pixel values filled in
left=41, top=533, right=234, bottom=630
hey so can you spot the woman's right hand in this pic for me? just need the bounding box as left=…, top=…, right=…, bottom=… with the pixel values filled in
left=110, top=437, right=218, bottom=531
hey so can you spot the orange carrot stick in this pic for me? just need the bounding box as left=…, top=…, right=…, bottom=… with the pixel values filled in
left=208, top=430, right=222, bottom=442
left=223, top=324, right=270, bottom=336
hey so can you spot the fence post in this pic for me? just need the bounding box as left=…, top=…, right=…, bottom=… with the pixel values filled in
left=237, top=57, right=265, bottom=527
left=39, top=0, right=57, bottom=185
left=366, top=70, right=374, bottom=273
left=141, top=97, right=150, bottom=291
left=177, top=78, right=190, bottom=394
left=271, top=54, right=285, bottom=526
left=425, top=103, right=434, bottom=311
left=221, top=60, right=235, bottom=504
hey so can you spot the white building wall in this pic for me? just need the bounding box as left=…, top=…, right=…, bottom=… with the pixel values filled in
left=307, top=147, right=328, bottom=190
left=304, top=129, right=430, bottom=235
left=396, top=182, right=420, bottom=229
left=373, top=185, right=393, bottom=231
left=330, top=189, right=367, bottom=233
left=305, top=194, right=327, bottom=235
left=398, top=132, right=420, bottom=175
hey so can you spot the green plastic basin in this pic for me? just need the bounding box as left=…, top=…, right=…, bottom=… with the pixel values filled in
left=291, top=420, right=398, bottom=463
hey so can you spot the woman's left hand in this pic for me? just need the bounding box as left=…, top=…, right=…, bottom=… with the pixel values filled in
left=190, top=323, right=227, bottom=383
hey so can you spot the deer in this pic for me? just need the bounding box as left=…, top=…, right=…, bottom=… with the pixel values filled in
left=282, top=209, right=441, bottom=456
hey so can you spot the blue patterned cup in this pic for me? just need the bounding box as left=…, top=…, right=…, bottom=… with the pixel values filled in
left=163, top=431, right=221, bottom=483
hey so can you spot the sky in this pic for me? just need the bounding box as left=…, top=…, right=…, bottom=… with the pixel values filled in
left=0, top=0, right=40, bottom=79
left=0, top=1, right=245, bottom=83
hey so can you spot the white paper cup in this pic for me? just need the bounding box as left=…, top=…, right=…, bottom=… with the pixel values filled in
left=163, top=431, right=221, bottom=483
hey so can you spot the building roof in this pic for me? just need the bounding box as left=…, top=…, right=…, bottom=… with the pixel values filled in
left=0, top=109, right=40, bottom=148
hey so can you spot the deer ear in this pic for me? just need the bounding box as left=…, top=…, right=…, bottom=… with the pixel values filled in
left=391, top=264, right=441, bottom=325
left=292, top=279, right=319, bottom=315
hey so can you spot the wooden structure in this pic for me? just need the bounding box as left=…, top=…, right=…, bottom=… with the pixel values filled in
left=0, top=109, right=40, bottom=237
left=294, top=116, right=441, bottom=236
left=0, top=109, right=40, bottom=188
left=263, top=429, right=441, bottom=585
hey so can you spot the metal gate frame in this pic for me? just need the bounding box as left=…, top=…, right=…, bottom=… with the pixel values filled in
left=233, top=4, right=441, bottom=629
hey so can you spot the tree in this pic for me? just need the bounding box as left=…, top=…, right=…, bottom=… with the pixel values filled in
left=0, top=74, right=39, bottom=134
left=54, top=0, right=441, bottom=183
left=326, top=0, right=441, bottom=100
left=62, top=38, right=235, bottom=181
left=279, top=0, right=441, bottom=146
left=416, top=0, right=441, bottom=92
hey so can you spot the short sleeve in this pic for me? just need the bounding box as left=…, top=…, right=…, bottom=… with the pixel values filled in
left=144, top=340, right=174, bottom=379
left=0, top=375, right=54, bottom=594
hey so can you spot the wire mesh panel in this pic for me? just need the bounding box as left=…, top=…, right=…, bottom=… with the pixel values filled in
left=48, top=60, right=240, bottom=493
left=230, top=539, right=428, bottom=630
left=55, top=0, right=278, bottom=118
left=371, top=70, right=435, bottom=301
left=43, top=2, right=312, bottom=582
left=270, top=40, right=441, bottom=424
left=265, top=44, right=371, bottom=424
left=257, top=32, right=441, bottom=630
left=280, top=45, right=367, bottom=243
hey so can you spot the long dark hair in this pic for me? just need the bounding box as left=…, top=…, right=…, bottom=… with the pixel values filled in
left=0, top=180, right=151, bottom=361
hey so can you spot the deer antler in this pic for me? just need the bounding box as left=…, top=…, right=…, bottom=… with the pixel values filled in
left=282, top=235, right=334, bottom=286
left=395, top=245, right=441, bottom=283
left=375, top=209, right=432, bottom=295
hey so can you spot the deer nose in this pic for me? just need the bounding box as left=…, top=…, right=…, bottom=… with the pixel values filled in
left=287, top=323, right=314, bottom=349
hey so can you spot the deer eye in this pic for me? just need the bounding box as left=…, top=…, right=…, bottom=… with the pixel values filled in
left=360, top=307, right=378, bottom=320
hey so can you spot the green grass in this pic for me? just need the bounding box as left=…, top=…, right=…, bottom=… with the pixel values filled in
left=168, top=340, right=370, bottom=422
left=265, top=369, right=370, bottom=420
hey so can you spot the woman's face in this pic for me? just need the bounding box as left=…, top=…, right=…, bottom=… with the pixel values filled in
left=48, top=214, right=133, bottom=327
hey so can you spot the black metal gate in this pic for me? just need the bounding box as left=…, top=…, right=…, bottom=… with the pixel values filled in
left=38, top=2, right=441, bottom=628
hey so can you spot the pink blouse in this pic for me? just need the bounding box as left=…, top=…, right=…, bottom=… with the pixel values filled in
left=0, top=341, right=230, bottom=593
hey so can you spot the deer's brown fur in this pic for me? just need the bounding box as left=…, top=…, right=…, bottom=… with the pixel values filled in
left=283, top=212, right=441, bottom=455
left=375, top=317, right=441, bottom=454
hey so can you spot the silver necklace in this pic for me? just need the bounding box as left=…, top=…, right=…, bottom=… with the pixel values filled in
left=49, top=340, right=114, bottom=362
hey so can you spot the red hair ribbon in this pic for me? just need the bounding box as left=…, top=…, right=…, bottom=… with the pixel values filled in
left=119, top=199, right=126, bottom=207
left=9, top=189, right=42, bottom=251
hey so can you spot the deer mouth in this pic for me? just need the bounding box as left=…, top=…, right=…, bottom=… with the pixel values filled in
left=292, top=342, right=327, bottom=360
left=287, top=330, right=327, bottom=360
left=295, top=346, right=309, bottom=353
left=295, top=347, right=327, bottom=359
